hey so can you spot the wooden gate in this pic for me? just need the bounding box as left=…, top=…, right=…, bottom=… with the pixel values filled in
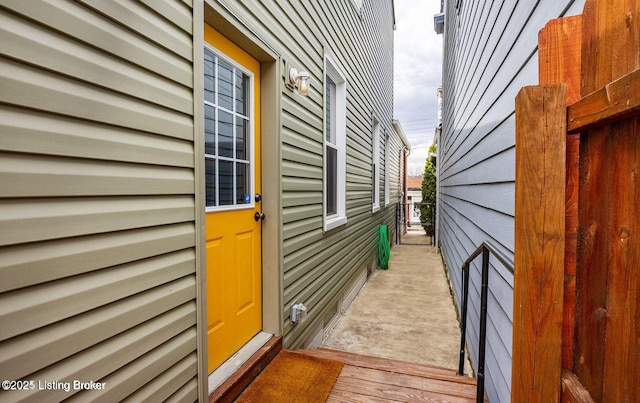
left=512, top=0, right=640, bottom=401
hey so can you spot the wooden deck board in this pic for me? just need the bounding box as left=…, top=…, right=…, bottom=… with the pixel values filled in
left=327, top=390, right=404, bottom=403
left=303, top=348, right=475, bottom=384
left=338, top=366, right=477, bottom=399
left=299, top=348, right=480, bottom=402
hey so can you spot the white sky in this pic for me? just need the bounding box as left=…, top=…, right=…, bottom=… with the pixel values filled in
left=393, top=0, right=443, bottom=176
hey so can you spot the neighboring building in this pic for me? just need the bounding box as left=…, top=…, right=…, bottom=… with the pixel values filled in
left=406, top=176, right=422, bottom=224
left=0, top=1, right=403, bottom=401
left=437, top=0, right=585, bottom=401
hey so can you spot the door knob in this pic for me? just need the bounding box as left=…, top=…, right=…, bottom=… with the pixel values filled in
left=254, top=212, right=265, bottom=221
left=255, top=193, right=262, bottom=202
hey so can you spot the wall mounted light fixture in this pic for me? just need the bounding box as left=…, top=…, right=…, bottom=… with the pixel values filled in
left=289, top=68, right=311, bottom=96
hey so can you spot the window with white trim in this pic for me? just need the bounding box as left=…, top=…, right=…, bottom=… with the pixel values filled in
left=324, top=54, right=347, bottom=231
left=372, top=119, right=380, bottom=212
left=204, top=47, right=254, bottom=210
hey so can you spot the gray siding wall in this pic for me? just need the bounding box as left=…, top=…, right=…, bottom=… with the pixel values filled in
left=439, top=0, right=584, bottom=401
left=218, top=0, right=397, bottom=348
left=0, top=1, right=199, bottom=401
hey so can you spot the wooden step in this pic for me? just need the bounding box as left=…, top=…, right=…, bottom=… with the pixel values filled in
left=209, top=336, right=282, bottom=403
left=298, top=348, right=483, bottom=402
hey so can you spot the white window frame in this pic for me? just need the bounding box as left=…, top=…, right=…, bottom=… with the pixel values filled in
left=203, top=44, right=256, bottom=213
left=372, top=119, right=380, bottom=213
left=324, top=53, right=347, bottom=231
left=384, top=132, right=390, bottom=206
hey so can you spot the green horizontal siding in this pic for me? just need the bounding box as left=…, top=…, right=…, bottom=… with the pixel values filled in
left=0, top=0, right=198, bottom=401
left=221, top=0, right=399, bottom=348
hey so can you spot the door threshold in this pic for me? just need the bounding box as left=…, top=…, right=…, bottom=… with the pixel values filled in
left=208, top=331, right=273, bottom=394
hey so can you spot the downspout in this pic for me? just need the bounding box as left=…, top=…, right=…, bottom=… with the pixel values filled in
left=392, top=120, right=411, bottom=230
left=403, top=147, right=409, bottom=206
left=435, top=126, right=440, bottom=249
left=403, top=147, right=410, bottom=227
left=434, top=87, right=442, bottom=249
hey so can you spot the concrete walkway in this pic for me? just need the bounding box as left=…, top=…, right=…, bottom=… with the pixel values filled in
left=322, top=238, right=464, bottom=370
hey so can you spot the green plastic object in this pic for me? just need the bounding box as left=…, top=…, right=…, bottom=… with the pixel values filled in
left=378, top=224, right=390, bottom=269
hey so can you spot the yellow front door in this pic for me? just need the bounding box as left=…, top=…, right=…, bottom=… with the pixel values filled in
left=204, top=24, right=262, bottom=372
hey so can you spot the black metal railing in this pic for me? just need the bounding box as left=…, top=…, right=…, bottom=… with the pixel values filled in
left=395, top=202, right=435, bottom=245
left=457, top=241, right=514, bottom=403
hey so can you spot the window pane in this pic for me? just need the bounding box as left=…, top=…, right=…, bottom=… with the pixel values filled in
left=236, top=162, right=250, bottom=204
left=235, top=71, right=250, bottom=116
left=218, top=110, right=233, bottom=157
left=204, top=51, right=215, bottom=103
left=236, top=117, right=248, bottom=160
left=372, top=121, right=380, bottom=206
left=204, top=49, right=254, bottom=210
left=205, top=104, right=215, bottom=155
left=217, top=59, right=234, bottom=110
left=325, top=76, right=336, bottom=144
left=219, top=160, right=233, bottom=206
left=205, top=158, right=217, bottom=207
left=326, top=145, right=337, bottom=215
left=330, top=82, right=337, bottom=144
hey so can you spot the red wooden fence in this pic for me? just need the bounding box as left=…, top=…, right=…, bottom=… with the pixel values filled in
left=513, top=0, right=639, bottom=401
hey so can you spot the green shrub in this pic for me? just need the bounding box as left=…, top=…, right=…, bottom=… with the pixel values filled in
left=420, top=158, right=436, bottom=236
